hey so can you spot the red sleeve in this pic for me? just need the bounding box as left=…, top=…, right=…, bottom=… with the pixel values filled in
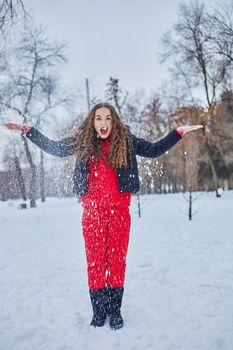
left=21, top=125, right=32, bottom=134
left=176, top=128, right=184, bottom=137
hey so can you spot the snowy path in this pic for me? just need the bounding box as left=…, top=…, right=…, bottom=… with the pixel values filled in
left=0, top=192, right=233, bottom=350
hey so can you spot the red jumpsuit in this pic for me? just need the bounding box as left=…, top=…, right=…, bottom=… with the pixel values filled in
left=81, top=139, right=131, bottom=290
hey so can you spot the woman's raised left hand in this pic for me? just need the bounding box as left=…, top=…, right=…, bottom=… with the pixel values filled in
left=176, top=124, right=203, bottom=136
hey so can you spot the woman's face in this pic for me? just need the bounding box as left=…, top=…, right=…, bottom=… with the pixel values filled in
left=94, top=107, right=113, bottom=139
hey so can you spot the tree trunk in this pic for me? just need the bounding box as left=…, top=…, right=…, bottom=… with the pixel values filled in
left=173, top=178, right=177, bottom=193
left=14, top=155, right=27, bottom=201
left=85, top=78, right=91, bottom=112
left=167, top=178, right=171, bottom=194
left=189, top=190, right=192, bottom=221
left=205, top=141, right=221, bottom=197
left=40, top=149, right=45, bottom=202
left=21, top=134, right=37, bottom=208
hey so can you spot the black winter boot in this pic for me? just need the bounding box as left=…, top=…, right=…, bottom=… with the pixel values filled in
left=107, top=286, right=124, bottom=330
left=89, top=287, right=107, bottom=327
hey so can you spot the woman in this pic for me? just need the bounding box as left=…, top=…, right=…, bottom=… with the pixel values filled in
left=5, top=102, right=202, bottom=330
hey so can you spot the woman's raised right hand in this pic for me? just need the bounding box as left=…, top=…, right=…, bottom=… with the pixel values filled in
left=4, top=122, right=23, bottom=131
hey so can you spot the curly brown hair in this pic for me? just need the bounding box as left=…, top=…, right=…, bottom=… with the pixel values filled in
left=72, top=103, right=132, bottom=168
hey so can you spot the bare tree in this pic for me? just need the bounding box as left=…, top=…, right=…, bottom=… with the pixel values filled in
left=105, top=77, right=128, bottom=115
left=141, top=96, right=168, bottom=194
left=161, top=1, right=229, bottom=107
left=208, top=0, right=233, bottom=64
left=0, top=25, right=72, bottom=207
left=84, top=78, right=99, bottom=112
left=0, top=0, right=27, bottom=32
left=160, top=0, right=231, bottom=197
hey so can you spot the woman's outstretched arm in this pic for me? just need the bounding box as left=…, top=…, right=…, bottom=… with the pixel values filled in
left=4, top=122, right=76, bottom=157
left=133, top=125, right=203, bottom=158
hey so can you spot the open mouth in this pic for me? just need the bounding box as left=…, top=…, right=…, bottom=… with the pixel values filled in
left=100, top=126, right=108, bottom=135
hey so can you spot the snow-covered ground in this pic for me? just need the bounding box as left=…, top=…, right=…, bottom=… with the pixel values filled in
left=0, top=191, right=233, bottom=350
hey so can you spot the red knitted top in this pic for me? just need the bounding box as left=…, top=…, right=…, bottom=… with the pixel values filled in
left=81, top=138, right=132, bottom=208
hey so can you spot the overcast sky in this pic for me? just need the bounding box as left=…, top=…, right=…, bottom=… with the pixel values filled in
left=23, top=0, right=215, bottom=97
